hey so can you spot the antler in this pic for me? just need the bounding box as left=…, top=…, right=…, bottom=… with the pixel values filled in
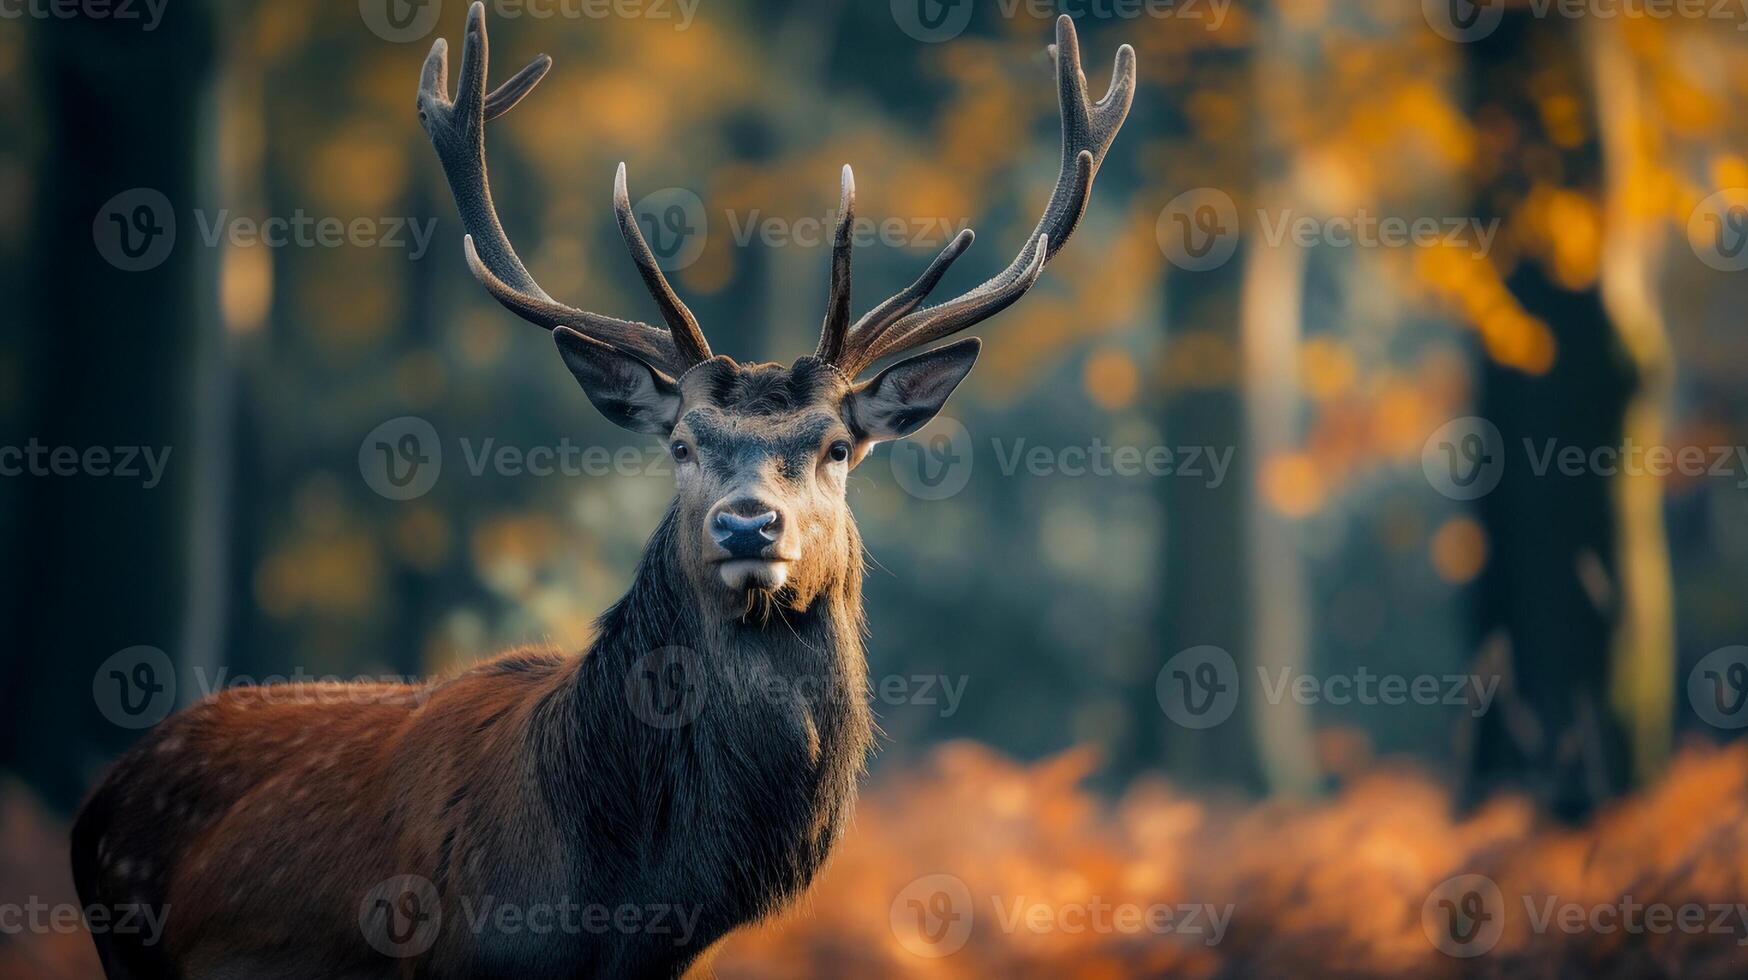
left=418, top=2, right=712, bottom=376
left=815, top=165, right=856, bottom=365
left=826, top=16, right=1136, bottom=378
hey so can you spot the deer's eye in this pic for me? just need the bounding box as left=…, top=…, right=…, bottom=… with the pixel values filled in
left=827, top=441, right=852, bottom=464
left=671, top=442, right=691, bottom=463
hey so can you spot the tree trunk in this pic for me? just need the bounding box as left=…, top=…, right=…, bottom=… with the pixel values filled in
left=1457, top=9, right=1659, bottom=819
left=1, top=2, right=216, bottom=812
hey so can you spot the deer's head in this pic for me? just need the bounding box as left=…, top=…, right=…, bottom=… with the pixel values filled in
left=420, top=3, right=1134, bottom=613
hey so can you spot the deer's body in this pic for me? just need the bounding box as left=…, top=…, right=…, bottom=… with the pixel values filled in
left=71, top=5, right=1131, bottom=977
left=74, top=502, right=868, bottom=979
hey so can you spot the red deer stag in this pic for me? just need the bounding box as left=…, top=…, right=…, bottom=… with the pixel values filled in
left=71, top=4, right=1134, bottom=977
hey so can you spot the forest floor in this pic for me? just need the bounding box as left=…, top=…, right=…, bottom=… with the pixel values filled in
left=5, top=742, right=1746, bottom=979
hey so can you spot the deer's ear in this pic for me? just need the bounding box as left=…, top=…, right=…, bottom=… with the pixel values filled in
left=553, top=327, right=682, bottom=435
left=846, top=338, right=980, bottom=443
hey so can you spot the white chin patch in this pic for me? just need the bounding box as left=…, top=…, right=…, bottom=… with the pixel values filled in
left=717, top=559, right=788, bottom=593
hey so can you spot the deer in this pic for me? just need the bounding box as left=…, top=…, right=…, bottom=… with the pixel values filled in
left=70, top=4, right=1133, bottom=977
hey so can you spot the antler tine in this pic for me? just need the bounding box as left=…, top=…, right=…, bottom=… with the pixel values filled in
left=461, top=236, right=682, bottom=369
left=815, top=165, right=856, bottom=364
left=483, top=55, right=550, bottom=120
left=834, top=16, right=1135, bottom=377
left=612, top=164, right=713, bottom=368
left=419, top=2, right=692, bottom=376
left=834, top=229, right=974, bottom=376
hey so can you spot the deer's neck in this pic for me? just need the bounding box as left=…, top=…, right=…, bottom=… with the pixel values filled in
left=541, top=505, right=871, bottom=918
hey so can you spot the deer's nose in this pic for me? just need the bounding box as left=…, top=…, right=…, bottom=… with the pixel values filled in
left=711, top=508, right=781, bottom=559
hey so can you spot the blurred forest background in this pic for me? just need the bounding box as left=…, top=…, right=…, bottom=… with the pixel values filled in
left=3, top=0, right=1748, bottom=975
